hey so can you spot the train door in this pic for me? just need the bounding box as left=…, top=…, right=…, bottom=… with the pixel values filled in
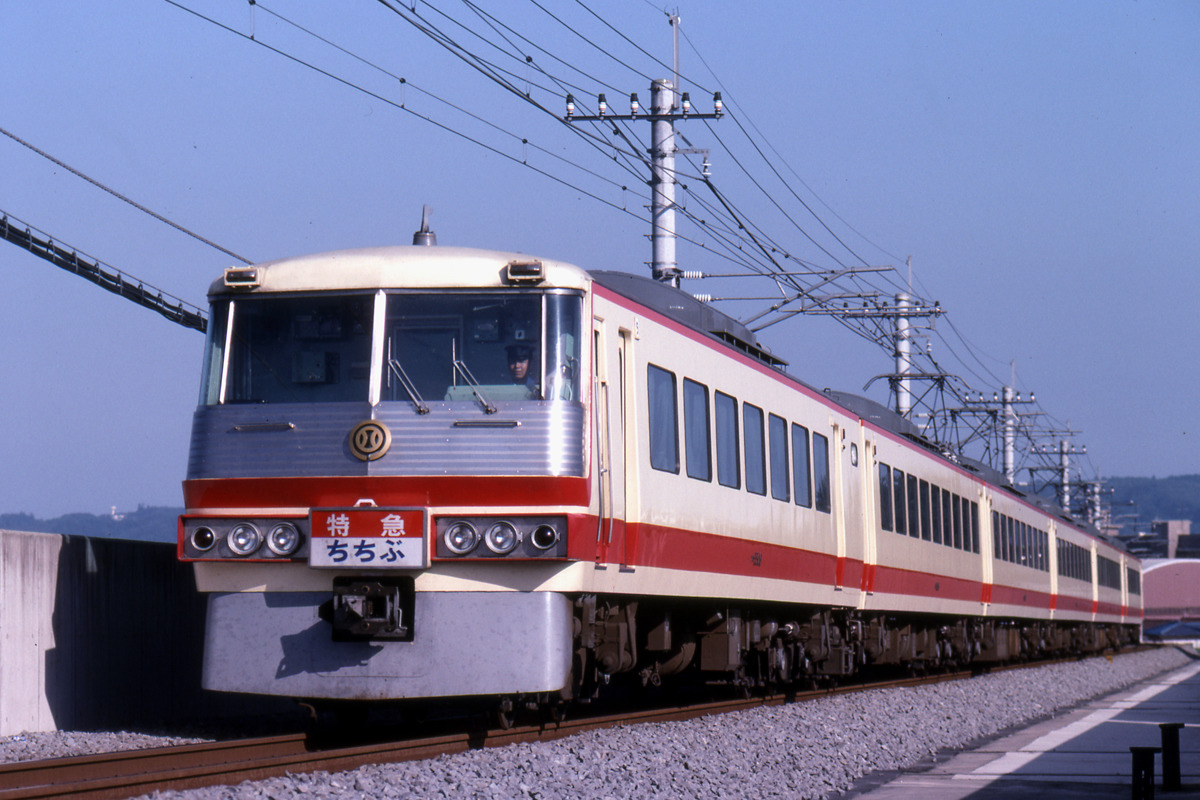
left=1047, top=521, right=1059, bottom=618
left=859, top=435, right=878, bottom=601
left=829, top=419, right=847, bottom=590
left=980, top=491, right=994, bottom=608
left=592, top=320, right=628, bottom=566
left=837, top=423, right=864, bottom=599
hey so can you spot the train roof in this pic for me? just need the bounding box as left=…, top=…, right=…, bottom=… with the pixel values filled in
left=589, top=270, right=787, bottom=368
left=208, top=245, right=592, bottom=296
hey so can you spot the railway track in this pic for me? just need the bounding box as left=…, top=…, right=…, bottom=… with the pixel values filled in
left=0, top=661, right=1096, bottom=800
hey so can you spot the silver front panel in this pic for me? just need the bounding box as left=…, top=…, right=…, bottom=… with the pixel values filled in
left=187, top=401, right=585, bottom=479
left=202, top=591, right=573, bottom=699
left=372, top=401, right=585, bottom=476
left=187, top=403, right=370, bottom=479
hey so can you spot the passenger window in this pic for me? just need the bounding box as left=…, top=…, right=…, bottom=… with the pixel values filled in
left=992, top=511, right=1001, bottom=558
left=769, top=414, right=790, bottom=501
left=683, top=379, right=712, bottom=481
left=791, top=423, right=811, bottom=507
left=812, top=432, right=831, bottom=513
left=647, top=365, right=679, bottom=473
left=715, top=392, right=740, bottom=489
left=906, top=474, right=920, bottom=538
left=954, top=495, right=965, bottom=550
left=743, top=404, right=766, bottom=496
left=892, top=468, right=907, bottom=535
left=970, top=502, right=979, bottom=554
left=919, top=480, right=932, bottom=541
left=929, top=485, right=942, bottom=545
left=878, top=463, right=893, bottom=532
left=940, top=494, right=950, bottom=551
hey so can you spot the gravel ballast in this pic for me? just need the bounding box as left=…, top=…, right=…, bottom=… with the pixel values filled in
left=1, top=647, right=1191, bottom=799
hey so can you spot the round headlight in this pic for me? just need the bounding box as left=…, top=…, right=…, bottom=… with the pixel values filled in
left=444, top=521, right=479, bottom=555
left=266, top=522, right=301, bottom=556
left=530, top=524, right=559, bottom=551
left=191, top=526, right=216, bottom=552
left=227, top=523, right=262, bottom=556
left=485, top=521, right=520, bottom=555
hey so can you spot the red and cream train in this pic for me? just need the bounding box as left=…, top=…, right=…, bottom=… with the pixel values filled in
left=178, top=238, right=1140, bottom=709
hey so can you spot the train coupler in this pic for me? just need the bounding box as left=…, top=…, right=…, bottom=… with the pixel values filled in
left=328, top=576, right=414, bottom=641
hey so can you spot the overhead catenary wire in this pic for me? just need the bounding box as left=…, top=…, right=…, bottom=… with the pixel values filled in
left=162, top=0, right=1096, bottom=490
left=0, top=126, right=252, bottom=265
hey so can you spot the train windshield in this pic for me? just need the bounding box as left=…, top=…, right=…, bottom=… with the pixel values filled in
left=383, top=291, right=582, bottom=404
left=202, top=294, right=375, bottom=405
left=200, top=291, right=582, bottom=405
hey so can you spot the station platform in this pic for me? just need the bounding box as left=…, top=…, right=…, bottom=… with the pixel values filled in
left=851, top=657, right=1200, bottom=798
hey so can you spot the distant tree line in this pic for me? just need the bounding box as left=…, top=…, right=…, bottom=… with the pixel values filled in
left=1107, top=474, right=1200, bottom=533
left=0, top=505, right=179, bottom=543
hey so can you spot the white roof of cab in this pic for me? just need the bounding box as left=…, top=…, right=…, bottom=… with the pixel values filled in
left=207, top=245, right=592, bottom=296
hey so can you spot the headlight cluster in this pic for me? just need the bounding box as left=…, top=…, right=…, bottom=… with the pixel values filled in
left=180, top=517, right=308, bottom=560
left=435, top=516, right=568, bottom=559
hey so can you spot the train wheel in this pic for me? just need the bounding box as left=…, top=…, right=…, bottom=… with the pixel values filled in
left=495, top=698, right=516, bottom=730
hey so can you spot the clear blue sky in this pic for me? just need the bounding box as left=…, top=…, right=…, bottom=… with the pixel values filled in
left=1, top=1, right=1197, bottom=517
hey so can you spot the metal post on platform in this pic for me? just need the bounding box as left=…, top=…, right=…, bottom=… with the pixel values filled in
left=1131, top=746, right=1161, bottom=800
left=1160, top=723, right=1184, bottom=792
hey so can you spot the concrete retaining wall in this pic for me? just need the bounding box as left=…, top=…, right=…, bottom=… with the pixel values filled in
left=0, top=530, right=210, bottom=735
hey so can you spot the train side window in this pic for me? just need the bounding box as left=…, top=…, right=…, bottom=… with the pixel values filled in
left=964, top=503, right=974, bottom=554
left=647, top=364, right=679, bottom=474
left=683, top=379, right=712, bottom=482
left=791, top=423, right=811, bottom=507
left=892, top=468, right=907, bottom=535
left=951, top=494, right=962, bottom=550
left=992, top=511, right=1001, bottom=558
left=743, top=404, right=766, bottom=496
left=929, top=484, right=942, bottom=545
left=878, top=463, right=894, bottom=532
left=768, top=414, right=790, bottom=501
left=919, top=480, right=932, bottom=541
left=812, top=432, right=831, bottom=513
left=937, top=486, right=949, bottom=545
left=906, top=474, right=920, bottom=538
left=715, top=392, right=740, bottom=489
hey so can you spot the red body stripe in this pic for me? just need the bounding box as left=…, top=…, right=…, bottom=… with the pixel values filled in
left=184, top=476, right=589, bottom=509
left=870, top=564, right=981, bottom=603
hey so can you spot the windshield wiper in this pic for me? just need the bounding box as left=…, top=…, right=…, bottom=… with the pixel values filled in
left=386, top=341, right=429, bottom=414
left=452, top=359, right=497, bottom=414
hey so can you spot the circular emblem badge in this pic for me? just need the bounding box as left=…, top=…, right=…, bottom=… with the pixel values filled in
left=349, top=420, right=392, bottom=462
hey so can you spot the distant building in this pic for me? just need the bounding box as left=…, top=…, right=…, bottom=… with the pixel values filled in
left=1121, top=529, right=1168, bottom=559
left=1153, top=520, right=1194, bottom=558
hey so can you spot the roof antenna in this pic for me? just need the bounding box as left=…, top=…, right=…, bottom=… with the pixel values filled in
left=412, top=205, right=436, bottom=246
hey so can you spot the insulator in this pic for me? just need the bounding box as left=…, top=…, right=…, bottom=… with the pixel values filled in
left=565, top=94, right=575, bottom=118
left=681, top=92, right=691, bottom=114
left=680, top=271, right=704, bottom=280
left=691, top=293, right=714, bottom=303
left=598, top=93, right=607, bottom=116
left=630, top=92, right=640, bottom=115
left=713, top=91, right=723, bottom=114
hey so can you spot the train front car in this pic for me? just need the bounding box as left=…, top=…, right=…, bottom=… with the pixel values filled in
left=179, top=246, right=590, bottom=705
